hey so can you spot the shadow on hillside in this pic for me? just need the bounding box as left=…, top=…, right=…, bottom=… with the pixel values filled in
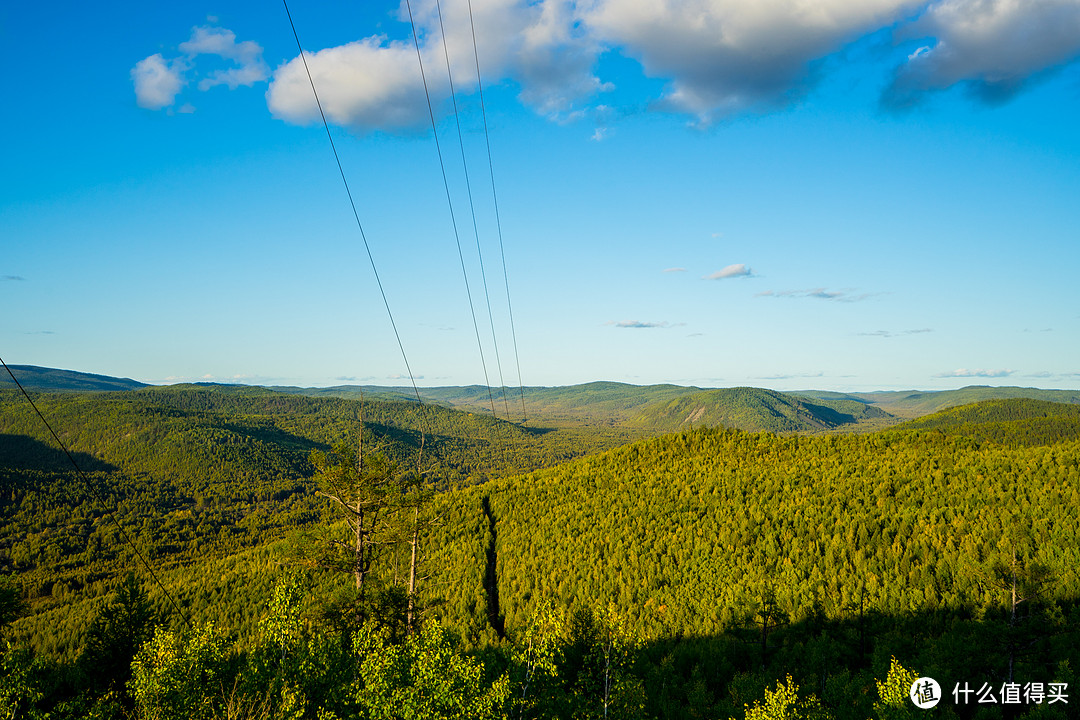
left=217, top=422, right=327, bottom=455
left=0, top=433, right=117, bottom=474
left=494, top=595, right=1079, bottom=720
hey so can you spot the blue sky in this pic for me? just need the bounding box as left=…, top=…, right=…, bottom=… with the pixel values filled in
left=3, top=0, right=1080, bottom=392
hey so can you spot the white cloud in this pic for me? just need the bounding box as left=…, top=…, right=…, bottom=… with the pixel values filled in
left=583, top=0, right=925, bottom=122
left=132, top=26, right=268, bottom=111
left=267, top=0, right=605, bottom=131
left=886, top=0, right=1080, bottom=107
left=132, top=54, right=186, bottom=109
left=268, top=37, right=429, bottom=130
left=705, top=263, right=753, bottom=279
left=142, top=0, right=1080, bottom=128
left=662, top=267, right=687, bottom=273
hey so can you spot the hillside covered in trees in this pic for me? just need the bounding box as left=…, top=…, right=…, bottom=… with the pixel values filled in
left=1, top=376, right=1078, bottom=719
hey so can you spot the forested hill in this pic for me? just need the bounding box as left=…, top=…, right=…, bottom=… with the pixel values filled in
left=280, top=380, right=703, bottom=425
left=894, top=397, right=1080, bottom=446
left=284, top=382, right=893, bottom=433
left=629, top=386, right=892, bottom=433
left=431, top=419, right=1080, bottom=644
left=799, top=385, right=1080, bottom=418
left=0, top=364, right=148, bottom=392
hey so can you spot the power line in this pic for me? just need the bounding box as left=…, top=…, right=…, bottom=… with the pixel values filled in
left=431, top=0, right=512, bottom=428
left=1, top=357, right=192, bottom=628
left=465, top=0, right=528, bottom=425
left=281, top=0, right=428, bottom=467
left=403, top=0, right=503, bottom=432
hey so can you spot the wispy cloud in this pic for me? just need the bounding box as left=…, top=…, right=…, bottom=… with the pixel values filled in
left=607, top=320, right=679, bottom=329
left=758, top=371, right=824, bottom=380
left=388, top=373, right=425, bottom=380
left=2, top=275, right=26, bottom=282
left=705, top=263, right=754, bottom=280
left=1024, top=371, right=1080, bottom=380
left=758, top=287, right=878, bottom=302
left=180, top=26, right=269, bottom=91
left=857, top=328, right=933, bottom=338
left=22, top=330, right=55, bottom=335
left=662, top=267, right=687, bottom=273
left=934, top=368, right=1014, bottom=378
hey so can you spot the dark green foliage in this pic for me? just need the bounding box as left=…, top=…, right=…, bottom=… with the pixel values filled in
left=0, top=365, right=148, bottom=392
left=0, top=575, right=26, bottom=632
left=80, top=573, right=156, bottom=697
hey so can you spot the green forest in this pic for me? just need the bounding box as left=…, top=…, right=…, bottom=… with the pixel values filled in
left=1, top=380, right=1079, bottom=719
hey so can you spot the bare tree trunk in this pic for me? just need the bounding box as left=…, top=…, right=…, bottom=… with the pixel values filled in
left=407, top=505, right=419, bottom=633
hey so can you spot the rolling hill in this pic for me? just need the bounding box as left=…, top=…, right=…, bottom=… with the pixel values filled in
left=0, top=364, right=148, bottom=392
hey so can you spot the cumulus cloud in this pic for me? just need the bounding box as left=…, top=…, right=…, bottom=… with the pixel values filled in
left=134, top=0, right=1080, bottom=128
left=584, top=0, right=925, bottom=122
left=934, top=368, right=1014, bottom=378
left=132, top=54, right=187, bottom=109
left=132, top=26, right=268, bottom=110
left=268, top=37, right=429, bottom=129
left=705, top=263, right=753, bottom=280
left=886, top=0, right=1080, bottom=107
left=267, top=0, right=605, bottom=131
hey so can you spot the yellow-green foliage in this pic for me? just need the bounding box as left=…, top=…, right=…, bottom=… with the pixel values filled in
left=735, top=675, right=830, bottom=720
left=872, top=657, right=917, bottom=720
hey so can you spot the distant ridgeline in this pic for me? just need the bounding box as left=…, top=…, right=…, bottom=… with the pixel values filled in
left=0, top=364, right=148, bottom=392
left=2, top=367, right=1080, bottom=719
